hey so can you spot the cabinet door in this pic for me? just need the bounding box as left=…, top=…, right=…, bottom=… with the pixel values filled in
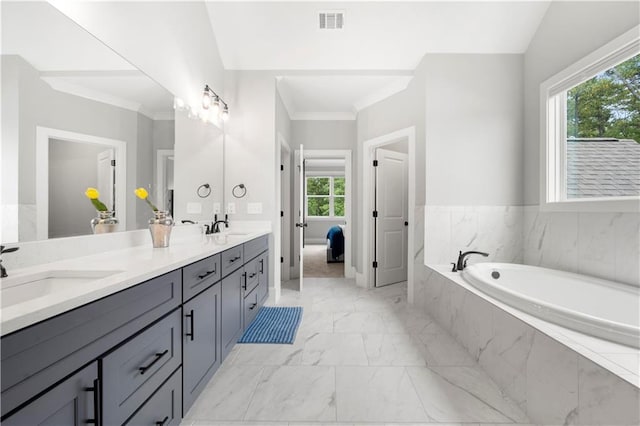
left=257, top=252, right=269, bottom=305
left=221, top=268, right=244, bottom=361
left=183, top=283, right=221, bottom=414
left=124, top=367, right=182, bottom=426
left=2, top=362, right=98, bottom=426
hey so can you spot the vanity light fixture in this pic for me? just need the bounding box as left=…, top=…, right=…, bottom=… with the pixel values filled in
left=201, top=84, right=229, bottom=122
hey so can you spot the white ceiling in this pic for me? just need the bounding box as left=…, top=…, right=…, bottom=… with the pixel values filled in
left=277, top=74, right=413, bottom=119
left=206, top=1, right=551, bottom=70
left=2, top=2, right=173, bottom=119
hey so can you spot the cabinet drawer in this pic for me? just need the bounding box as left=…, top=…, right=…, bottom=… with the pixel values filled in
left=102, top=309, right=182, bottom=426
left=1, top=270, right=182, bottom=418
left=243, top=258, right=260, bottom=297
left=124, top=367, right=182, bottom=426
left=182, top=254, right=220, bottom=302
left=221, top=246, right=243, bottom=277
left=244, top=235, right=268, bottom=262
left=243, top=288, right=260, bottom=331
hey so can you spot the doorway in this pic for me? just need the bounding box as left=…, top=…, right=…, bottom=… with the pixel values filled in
left=35, top=126, right=127, bottom=240
left=361, top=127, right=416, bottom=297
left=292, top=149, right=353, bottom=290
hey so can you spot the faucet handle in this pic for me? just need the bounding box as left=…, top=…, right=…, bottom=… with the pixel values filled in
left=451, top=262, right=458, bottom=272
left=0, top=246, right=19, bottom=254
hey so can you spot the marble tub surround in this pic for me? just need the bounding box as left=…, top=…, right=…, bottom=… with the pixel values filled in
left=424, top=205, right=524, bottom=266
left=523, top=207, right=640, bottom=287
left=183, top=277, right=530, bottom=425
left=415, top=265, right=639, bottom=425
left=0, top=228, right=270, bottom=335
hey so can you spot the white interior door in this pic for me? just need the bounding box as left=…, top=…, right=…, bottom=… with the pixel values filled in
left=296, top=145, right=307, bottom=291
left=97, top=149, right=115, bottom=211
left=375, top=148, right=408, bottom=287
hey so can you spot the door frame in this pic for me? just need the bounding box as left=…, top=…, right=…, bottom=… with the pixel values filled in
left=274, top=132, right=292, bottom=301
left=293, top=149, right=354, bottom=279
left=36, top=126, right=127, bottom=240
left=156, top=149, right=174, bottom=213
left=360, top=127, right=415, bottom=300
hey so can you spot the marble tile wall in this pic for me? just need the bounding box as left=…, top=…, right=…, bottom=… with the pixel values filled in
left=414, top=268, right=640, bottom=425
left=524, top=207, right=640, bottom=286
left=424, top=205, right=524, bottom=266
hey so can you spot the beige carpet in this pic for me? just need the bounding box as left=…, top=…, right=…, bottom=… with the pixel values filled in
left=303, top=244, right=344, bottom=278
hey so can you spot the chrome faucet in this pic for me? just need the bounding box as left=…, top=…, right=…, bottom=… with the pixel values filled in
left=1, top=245, right=20, bottom=278
left=452, top=250, right=489, bottom=272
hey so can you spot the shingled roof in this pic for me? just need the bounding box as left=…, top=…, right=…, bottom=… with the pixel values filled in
left=566, top=138, right=640, bottom=199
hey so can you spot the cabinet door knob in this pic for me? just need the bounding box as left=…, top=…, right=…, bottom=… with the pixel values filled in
left=185, top=310, right=195, bottom=341
left=84, top=378, right=100, bottom=424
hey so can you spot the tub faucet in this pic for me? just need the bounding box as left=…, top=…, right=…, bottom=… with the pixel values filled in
left=454, top=250, right=489, bottom=272
left=1, top=245, right=20, bottom=278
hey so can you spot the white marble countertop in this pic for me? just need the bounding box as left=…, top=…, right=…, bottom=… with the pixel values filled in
left=428, top=264, right=640, bottom=389
left=0, top=230, right=270, bottom=336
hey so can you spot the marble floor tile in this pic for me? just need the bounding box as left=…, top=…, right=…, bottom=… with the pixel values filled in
left=335, top=366, right=429, bottom=423
left=363, top=333, right=427, bottom=366
left=312, top=295, right=357, bottom=313
left=184, top=365, right=264, bottom=421
left=414, top=322, right=477, bottom=366
left=244, top=365, right=336, bottom=422
left=333, top=311, right=387, bottom=333
left=406, top=366, right=528, bottom=423
left=301, top=333, right=369, bottom=366
left=295, top=311, right=334, bottom=337
left=232, top=342, right=304, bottom=366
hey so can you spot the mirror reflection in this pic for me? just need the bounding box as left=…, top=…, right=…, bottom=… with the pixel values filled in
left=1, top=2, right=175, bottom=242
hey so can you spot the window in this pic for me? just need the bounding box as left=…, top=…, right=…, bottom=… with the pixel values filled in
left=542, top=27, right=639, bottom=211
left=306, top=176, right=345, bottom=217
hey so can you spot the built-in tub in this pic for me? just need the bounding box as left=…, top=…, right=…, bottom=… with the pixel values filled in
left=462, top=263, right=640, bottom=349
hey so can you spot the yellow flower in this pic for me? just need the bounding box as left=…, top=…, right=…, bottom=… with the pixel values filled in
left=85, top=187, right=100, bottom=200
left=134, top=187, right=149, bottom=200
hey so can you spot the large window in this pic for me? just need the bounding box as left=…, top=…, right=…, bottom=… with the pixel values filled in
left=542, top=28, right=639, bottom=211
left=306, top=176, right=345, bottom=217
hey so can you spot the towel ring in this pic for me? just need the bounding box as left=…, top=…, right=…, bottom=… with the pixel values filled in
left=232, top=184, right=247, bottom=198
left=197, top=183, right=211, bottom=198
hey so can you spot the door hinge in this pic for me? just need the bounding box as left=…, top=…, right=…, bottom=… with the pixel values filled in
left=373, top=160, right=378, bottom=167
left=110, top=159, right=116, bottom=167
left=280, top=211, right=284, bottom=217
left=372, top=210, right=378, bottom=218
left=281, top=257, right=284, bottom=263
left=373, top=261, right=378, bottom=268
left=280, top=164, right=284, bottom=171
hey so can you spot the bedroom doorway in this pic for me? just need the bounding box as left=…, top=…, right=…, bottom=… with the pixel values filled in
left=293, top=149, right=353, bottom=284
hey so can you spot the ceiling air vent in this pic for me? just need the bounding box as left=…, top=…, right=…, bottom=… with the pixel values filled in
left=319, top=11, right=344, bottom=30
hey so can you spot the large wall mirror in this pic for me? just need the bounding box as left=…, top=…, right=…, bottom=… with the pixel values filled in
left=1, top=2, right=178, bottom=242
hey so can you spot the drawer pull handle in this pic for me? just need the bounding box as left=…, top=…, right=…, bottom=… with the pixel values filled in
left=84, top=378, right=100, bottom=424
left=242, top=272, right=247, bottom=290
left=156, top=416, right=169, bottom=426
left=249, top=303, right=257, bottom=310
left=139, top=349, right=169, bottom=374
left=249, top=272, right=257, bottom=279
left=229, top=255, right=241, bottom=263
left=185, top=310, right=195, bottom=341
left=259, top=259, right=264, bottom=273
left=197, top=268, right=216, bottom=280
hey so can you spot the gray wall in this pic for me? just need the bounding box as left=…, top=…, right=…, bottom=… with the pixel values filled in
left=1, top=55, right=162, bottom=241
left=48, top=140, right=107, bottom=238
left=523, top=1, right=640, bottom=205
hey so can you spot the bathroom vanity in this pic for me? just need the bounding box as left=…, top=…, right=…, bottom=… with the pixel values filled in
left=0, top=232, right=269, bottom=425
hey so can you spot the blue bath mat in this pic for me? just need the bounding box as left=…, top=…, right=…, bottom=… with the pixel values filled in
left=238, top=306, right=303, bottom=344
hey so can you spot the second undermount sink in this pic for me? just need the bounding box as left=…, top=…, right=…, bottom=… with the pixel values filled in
left=1, top=270, right=122, bottom=308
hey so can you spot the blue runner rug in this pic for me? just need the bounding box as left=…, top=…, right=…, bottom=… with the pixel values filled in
left=238, top=306, right=303, bottom=344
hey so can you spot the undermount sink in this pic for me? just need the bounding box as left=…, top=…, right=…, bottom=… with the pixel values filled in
left=1, top=270, right=122, bottom=308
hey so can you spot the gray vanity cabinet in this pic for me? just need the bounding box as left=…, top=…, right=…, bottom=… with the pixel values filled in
left=256, top=252, right=269, bottom=304
left=2, top=362, right=98, bottom=426
left=221, top=267, right=245, bottom=360
left=125, top=368, right=182, bottom=426
left=182, top=282, right=221, bottom=414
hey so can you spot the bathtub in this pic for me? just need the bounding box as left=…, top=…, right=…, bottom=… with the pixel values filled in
left=461, top=263, right=640, bottom=349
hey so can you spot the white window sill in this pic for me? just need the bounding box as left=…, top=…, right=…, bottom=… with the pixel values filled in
left=306, top=216, right=346, bottom=221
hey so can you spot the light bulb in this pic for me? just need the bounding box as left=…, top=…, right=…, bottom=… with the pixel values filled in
left=211, top=96, right=220, bottom=115
left=221, top=105, right=229, bottom=121
left=173, top=97, right=185, bottom=110
left=202, top=85, right=211, bottom=109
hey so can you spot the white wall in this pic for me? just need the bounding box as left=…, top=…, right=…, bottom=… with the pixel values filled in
left=52, top=2, right=225, bottom=109
left=291, top=120, right=356, bottom=151
left=522, top=1, right=640, bottom=286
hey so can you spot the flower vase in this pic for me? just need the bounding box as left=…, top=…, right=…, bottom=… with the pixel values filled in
left=91, top=211, right=119, bottom=234
left=149, top=210, right=174, bottom=248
